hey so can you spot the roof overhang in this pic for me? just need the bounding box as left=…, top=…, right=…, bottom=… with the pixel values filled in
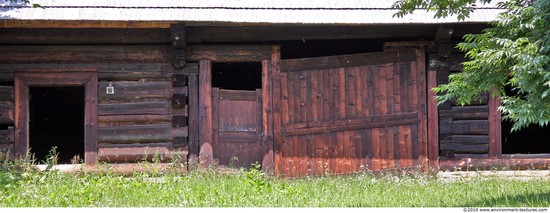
left=0, top=0, right=503, bottom=28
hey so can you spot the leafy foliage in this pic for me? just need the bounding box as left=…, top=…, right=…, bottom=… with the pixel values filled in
left=395, top=0, right=550, bottom=131
left=393, top=0, right=493, bottom=20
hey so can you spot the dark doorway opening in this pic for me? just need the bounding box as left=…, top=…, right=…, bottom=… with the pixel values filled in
left=29, top=87, right=85, bottom=164
left=501, top=86, right=550, bottom=154
left=212, top=62, right=262, bottom=91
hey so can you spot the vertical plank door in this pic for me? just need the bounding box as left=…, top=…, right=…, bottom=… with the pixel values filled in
left=276, top=49, right=428, bottom=177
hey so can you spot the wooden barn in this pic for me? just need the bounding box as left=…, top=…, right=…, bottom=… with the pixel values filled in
left=1, top=0, right=549, bottom=177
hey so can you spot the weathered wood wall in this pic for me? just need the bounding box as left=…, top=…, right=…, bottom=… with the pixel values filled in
left=0, top=84, right=14, bottom=160
left=0, top=40, right=195, bottom=163
left=212, top=88, right=263, bottom=167
left=434, top=54, right=490, bottom=155
left=276, top=50, right=427, bottom=177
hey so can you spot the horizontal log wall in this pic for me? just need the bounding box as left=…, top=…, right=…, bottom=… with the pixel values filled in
left=435, top=54, right=490, bottom=155
left=0, top=41, right=197, bottom=163
left=0, top=84, right=14, bottom=160
left=97, top=62, right=195, bottom=163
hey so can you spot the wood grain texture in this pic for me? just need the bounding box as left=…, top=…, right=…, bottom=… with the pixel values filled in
left=198, top=60, right=213, bottom=167
left=278, top=50, right=426, bottom=177
left=488, top=89, right=502, bottom=158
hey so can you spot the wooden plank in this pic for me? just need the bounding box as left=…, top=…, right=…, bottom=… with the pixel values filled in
left=98, top=114, right=172, bottom=126
left=488, top=89, right=502, bottom=158
left=439, top=105, right=489, bottom=120
left=346, top=67, right=356, bottom=118
left=99, top=63, right=177, bottom=81
left=427, top=68, right=440, bottom=169
left=186, top=45, right=272, bottom=62
left=283, top=113, right=420, bottom=136
left=393, top=63, right=402, bottom=113
left=84, top=74, right=99, bottom=165
left=281, top=50, right=416, bottom=73
left=365, top=66, right=374, bottom=117
left=98, top=81, right=171, bottom=101
left=0, top=28, right=170, bottom=44
left=300, top=72, right=308, bottom=122
left=261, top=59, right=274, bottom=173
left=379, top=64, right=388, bottom=115
left=385, top=63, right=395, bottom=114
left=0, top=45, right=271, bottom=64
left=379, top=128, right=388, bottom=169
left=415, top=49, right=428, bottom=170
left=271, top=46, right=283, bottom=176
left=280, top=69, right=290, bottom=125
left=97, top=144, right=172, bottom=163
left=14, top=76, right=29, bottom=159
left=211, top=88, right=220, bottom=164
left=0, top=64, right=98, bottom=73
left=371, top=128, right=380, bottom=171
left=0, top=127, right=14, bottom=144
left=373, top=65, right=381, bottom=116
left=310, top=69, right=320, bottom=122
left=198, top=60, right=214, bottom=167
left=219, top=89, right=257, bottom=101
left=321, top=69, right=331, bottom=121
left=0, top=86, right=14, bottom=101
left=218, top=131, right=257, bottom=143
left=188, top=75, right=200, bottom=165
left=98, top=102, right=169, bottom=116
left=0, top=101, right=14, bottom=125
left=338, top=68, right=346, bottom=119
left=440, top=120, right=489, bottom=136
left=0, top=45, right=172, bottom=64
left=98, top=125, right=172, bottom=144
left=386, top=127, right=395, bottom=169
left=353, top=67, right=363, bottom=118
left=189, top=25, right=441, bottom=43
left=440, top=144, right=489, bottom=154
left=400, top=62, right=411, bottom=112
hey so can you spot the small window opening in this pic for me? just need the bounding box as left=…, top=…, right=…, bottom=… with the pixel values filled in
left=29, top=87, right=85, bottom=164
left=212, top=62, right=262, bottom=91
left=502, top=85, right=550, bottom=154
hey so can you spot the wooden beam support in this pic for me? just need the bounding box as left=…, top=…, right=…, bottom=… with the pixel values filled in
left=187, top=74, right=200, bottom=167
left=427, top=66, right=439, bottom=170
left=271, top=45, right=283, bottom=176
left=186, top=45, right=272, bottom=62
left=198, top=60, right=213, bottom=167
left=261, top=58, right=274, bottom=174
left=171, top=23, right=187, bottom=69
left=488, top=89, right=502, bottom=158
left=435, top=25, right=454, bottom=59
left=0, top=45, right=272, bottom=64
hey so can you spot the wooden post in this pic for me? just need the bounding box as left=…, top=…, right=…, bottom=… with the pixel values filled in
left=198, top=60, right=213, bottom=167
left=488, top=89, right=502, bottom=158
left=416, top=49, right=429, bottom=171
left=187, top=75, right=200, bottom=167
left=271, top=45, right=282, bottom=176
left=14, top=76, right=28, bottom=160
left=84, top=73, right=98, bottom=165
left=427, top=67, right=439, bottom=171
left=261, top=59, right=274, bottom=173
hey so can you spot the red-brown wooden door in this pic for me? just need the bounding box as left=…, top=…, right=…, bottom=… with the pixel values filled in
left=274, top=50, right=428, bottom=177
left=212, top=88, right=263, bottom=168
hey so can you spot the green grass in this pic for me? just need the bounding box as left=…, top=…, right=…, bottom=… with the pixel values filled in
left=1, top=156, right=550, bottom=207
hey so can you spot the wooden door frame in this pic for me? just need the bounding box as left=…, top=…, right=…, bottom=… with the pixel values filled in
left=14, top=72, right=98, bottom=165
left=197, top=45, right=276, bottom=171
